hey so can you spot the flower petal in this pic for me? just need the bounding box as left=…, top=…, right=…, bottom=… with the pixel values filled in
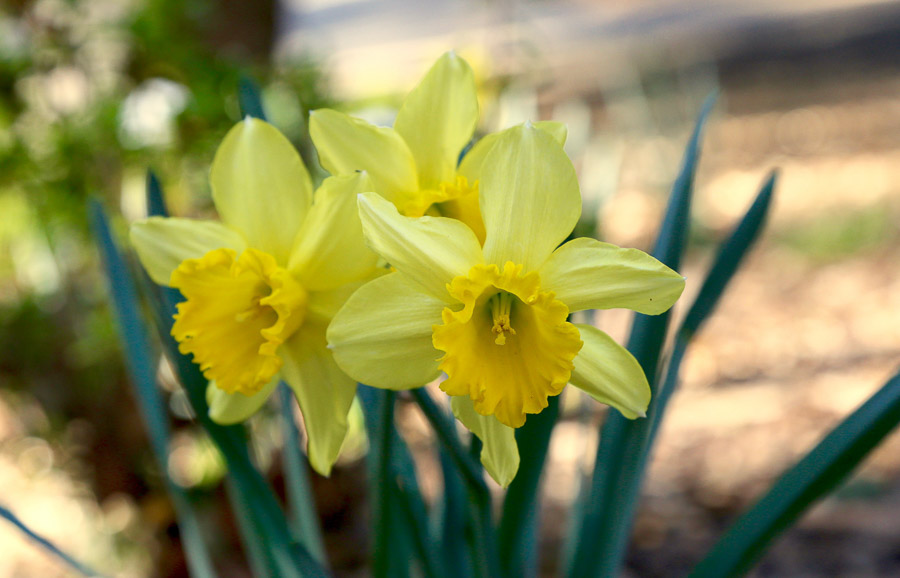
left=309, top=109, right=418, bottom=204
left=358, top=192, right=482, bottom=301
left=327, top=272, right=444, bottom=390
left=451, top=396, right=519, bottom=487
left=540, top=237, right=686, bottom=314
left=458, top=120, right=568, bottom=183
left=570, top=324, right=650, bottom=419
left=207, top=377, right=278, bottom=424
left=289, top=173, right=379, bottom=291
left=130, top=217, right=247, bottom=285
left=305, top=279, right=371, bottom=325
left=394, top=52, right=478, bottom=189
left=280, top=323, right=358, bottom=477
left=480, top=124, right=581, bottom=272
left=210, top=118, right=313, bottom=264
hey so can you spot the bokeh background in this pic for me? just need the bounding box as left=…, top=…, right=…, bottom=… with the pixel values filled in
left=2, top=0, right=900, bottom=575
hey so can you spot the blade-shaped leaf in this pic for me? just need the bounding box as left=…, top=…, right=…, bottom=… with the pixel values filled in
left=569, top=94, right=716, bottom=578
left=409, top=389, right=501, bottom=578
left=357, top=387, right=413, bottom=578
left=498, top=395, right=560, bottom=578
left=438, top=447, right=472, bottom=577
left=649, top=171, right=776, bottom=441
left=90, top=200, right=216, bottom=578
left=691, top=368, right=900, bottom=577
left=239, top=75, right=268, bottom=121
left=0, top=505, right=101, bottom=577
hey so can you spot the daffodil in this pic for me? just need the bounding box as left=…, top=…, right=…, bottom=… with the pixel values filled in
left=326, top=124, right=685, bottom=486
left=130, top=117, right=379, bottom=476
left=308, top=51, right=565, bottom=244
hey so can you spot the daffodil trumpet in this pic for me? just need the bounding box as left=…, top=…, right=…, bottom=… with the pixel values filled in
left=130, top=117, right=379, bottom=476
left=327, top=124, right=685, bottom=486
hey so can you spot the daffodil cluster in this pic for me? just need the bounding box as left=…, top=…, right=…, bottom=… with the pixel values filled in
left=131, top=52, right=685, bottom=485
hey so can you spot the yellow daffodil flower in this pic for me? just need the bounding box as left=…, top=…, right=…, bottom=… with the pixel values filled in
left=130, top=117, right=379, bottom=476
left=326, top=124, right=685, bottom=486
left=308, top=51, right=566, bottom=244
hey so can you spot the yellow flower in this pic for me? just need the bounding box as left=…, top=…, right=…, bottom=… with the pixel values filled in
left=308, top=51, right=566, bottom=244
left=326, top=124, right=685, bottom=486
left=130, top=117, right=379, bottom=476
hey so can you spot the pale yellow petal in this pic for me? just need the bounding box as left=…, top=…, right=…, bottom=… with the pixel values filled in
left=305, top=279, right=373, bottom=326
left=480, top=124, right=581, bottom=271
left=206, top=377, right=278, bottom=424
left=130, top=217, right=247, bottom=285
left=289, top=173, right=379, bottom=291
left=327, top=272, right=444, bottom=390
left=540, top=237, right=686, bottom=314
left=570, top=324, right=650, bottom=419
left=457, top=121, right=568, bottom=183
left=309, top=109, right=418, bottom=203
left=394, top=52, right=478, bottom=189
left=210, top=117, right=313, bottom=264
left=451, top=396, right=519, bottom=487
left=358, top=192, right=482, bottom=301
left=280, top=323, right=358, bottom=477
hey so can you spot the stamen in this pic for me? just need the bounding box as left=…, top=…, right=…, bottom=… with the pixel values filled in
left=489, top=291, right=516, bottom=345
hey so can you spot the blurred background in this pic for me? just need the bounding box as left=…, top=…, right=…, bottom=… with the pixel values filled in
left=1, top=0, right=899, bottom=575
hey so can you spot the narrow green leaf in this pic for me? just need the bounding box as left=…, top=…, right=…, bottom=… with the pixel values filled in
left=498, top=395, right=559, bottom=578
left=691, top=369, right=900, bottom=577
left=357, top=387, right=412, bottom=577
left=90, top=200, right=216, bottom=578
left=437, top=448, right=472, bottom=577
left=569, top=94, right=716, bottom=578
left=0, top=505, right=101, bottom=577
left=146, top=170, right=168, bottom=218
left=373, top=388, right=397, bottom=578
left=239, top=75, right=268, bottom=121
left=279, top=385, right=328, bottom=568
left=649, top=172, right=776, bottom=443
left=681, top=171, right=776, bottom=338
left=354, top=388, right=440, bottom=578
left=392, top=430, right=445, bottom=578
left=409, top=389, right=501, bottom=578
left=226, top=479, right=278, bottom=578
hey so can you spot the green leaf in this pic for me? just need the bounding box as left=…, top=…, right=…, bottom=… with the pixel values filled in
left=227, top=479, right=278, bottom=578
left=680, top=171, right=776, bottom=339
left=437, top=448, right=472, bottom=577
left=279, top=385, right=328, bottom=568
left=498, top=395, right=559, bottom=577
left=89, top=200, right=216, bottom=578
left=691, top=369, right=900, bottom=577
left=568, top=94, right=716, bottom=578
left=239, top=75, right=268, bottom=121
left=357, top=387, right=412, bottom=578
left=409, top=389, right=501, bottom=578
left=0, top=505, right=101, bottom=577
left=649, top=172, right=776, bottom=441
left=146, top=170, right=168, bottom=218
